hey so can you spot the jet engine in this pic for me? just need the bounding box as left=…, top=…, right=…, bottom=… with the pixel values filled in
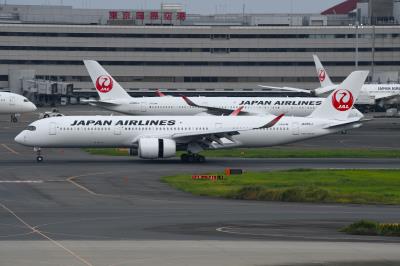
left=138, top=138, right=176, bottom=159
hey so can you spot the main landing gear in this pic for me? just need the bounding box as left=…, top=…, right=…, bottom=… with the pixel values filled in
left=180, top=153, right=206, bottom=163
left=34, top=147, right=43, bottom=162
left=10, top=114, right=18, bottom=123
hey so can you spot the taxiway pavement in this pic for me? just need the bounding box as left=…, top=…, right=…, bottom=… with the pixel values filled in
left=0, top=108, right=399, bottom=266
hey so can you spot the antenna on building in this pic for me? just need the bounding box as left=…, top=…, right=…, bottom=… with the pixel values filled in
left=290, top=0, right=294, bottom=26
left=242, top=3, right=246, bottom=25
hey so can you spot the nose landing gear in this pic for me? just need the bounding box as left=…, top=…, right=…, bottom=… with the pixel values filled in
left=34, top=147, right=43, bottom=162
left=180, top=153, right=206, bottom=163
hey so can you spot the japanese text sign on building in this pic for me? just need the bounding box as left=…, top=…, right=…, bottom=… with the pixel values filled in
left=164, top=12, right=172, bottom=20
left=109, top=11, right=118, bottom=20
left=177, top=12, right=186, bottom=21
left=150, top=11, right=159, bottom=20
left=122, top=11, right=131, bottom=20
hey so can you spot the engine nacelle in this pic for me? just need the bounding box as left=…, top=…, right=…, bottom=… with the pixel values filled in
left=138, top=138, right=176, bottom=159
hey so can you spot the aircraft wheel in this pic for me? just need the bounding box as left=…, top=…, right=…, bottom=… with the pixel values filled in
left=187, top=155, right=195, bottom=163
left=197, top=155, right=206, bottom=163
left=36, top=156, right=43, bottom=163
left=180, top=154, right=189, bottom=162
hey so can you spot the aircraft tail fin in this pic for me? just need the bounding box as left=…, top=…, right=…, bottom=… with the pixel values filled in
left=83, top=60, right=131, bottom=100
left=309, top=71, right=369, bottom=121
left=313, top=54, right=334, bottom=88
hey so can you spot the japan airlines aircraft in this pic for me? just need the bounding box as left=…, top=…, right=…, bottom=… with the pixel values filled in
left=259, top=55, right=400, bottom=108
left=0, top=92, right=37, bottom=121
left=15, top=71, right=368, bottom=163
left=312, top=55, right=400, bottom=107
left=83, top=60, right=332, bottom=117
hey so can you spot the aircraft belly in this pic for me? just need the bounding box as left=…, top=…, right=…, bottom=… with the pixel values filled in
left=234, top=130, right=296, bottom=148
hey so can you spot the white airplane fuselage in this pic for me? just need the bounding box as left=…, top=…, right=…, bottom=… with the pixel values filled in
left=316, top=84, right=400, bottom=105
left=97, top=96, right=324, bottom=116
left=0, top=92, right=37, bottom=114
left=15, top=116, right=360, bottom=149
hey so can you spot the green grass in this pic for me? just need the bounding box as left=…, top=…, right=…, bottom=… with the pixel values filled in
left=341, top=220, right=400, bottom=237
left=84, top=148, right=129, bottom=156
left=162, top=169, right=400, bottom=205
left=84, top=148, right=400, bottom=159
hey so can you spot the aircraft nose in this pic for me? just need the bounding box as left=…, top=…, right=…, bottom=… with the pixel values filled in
left=14, top=132, right=25, bottom=144
left=28, top=102, right=37, bottom=112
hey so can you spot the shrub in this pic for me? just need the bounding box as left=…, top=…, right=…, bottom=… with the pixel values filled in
left=340, top=220, right=379, bottom=235
left=378, top=223, right=400, bottom=236
left=234, top=186, right=330, bottom=202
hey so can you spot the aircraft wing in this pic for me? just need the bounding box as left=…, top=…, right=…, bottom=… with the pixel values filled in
left=374, top=94, right=399, bottom=100
left=133, top=114, right=284, bottom=151
left=257, top=85, right=312, bottom=94
left=82, top=99, right=120, bottom=106
left=173, top=114, right=284, bottom=150
left=181, top=95, right=253, bottom=116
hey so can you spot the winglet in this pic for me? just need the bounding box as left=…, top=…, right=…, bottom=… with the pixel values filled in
left=156, top=89, right=166, bottom=97
left=230, top=106, right=244, bottom=116
left=181, top=95, right=199, bottom=107
left=258, top=114, right=285, bottom=129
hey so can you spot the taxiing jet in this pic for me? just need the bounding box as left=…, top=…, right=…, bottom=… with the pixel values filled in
left=0, top=92, right=37, bottom=122
left=83, top=60, right=342, bottom=117
left=15, top=71, right=368, bottom=163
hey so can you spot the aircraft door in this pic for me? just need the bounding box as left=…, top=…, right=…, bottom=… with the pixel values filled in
left=9, top=96, right=15, bottom=106
left=292, top=122, right=299, bottom=135
left=140, top=102, right=146, bottom=112
left=129, top=102, right=140, bottom=112
left=49, top=122, right=57, bottom=135
left=114, top=126, right=121, bottom=135
left=215, top=123, right=222, bottom=129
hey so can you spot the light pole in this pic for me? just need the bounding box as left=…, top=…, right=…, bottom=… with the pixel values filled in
left=354, top=21, right=364, bottom=69
left=355, top=21, right=359, bottom=69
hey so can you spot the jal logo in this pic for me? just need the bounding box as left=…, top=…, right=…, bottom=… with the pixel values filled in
left=95, top=75, right=113, bottom=93
left=332, top=89, right=354, bottom=111
left=318, top=69, right=326, bottom=82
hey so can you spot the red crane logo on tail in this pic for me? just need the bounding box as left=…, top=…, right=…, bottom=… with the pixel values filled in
left=95, top=75, right=113, bottom=93
left=318, top=69, right=326, bottom=82
left=332, top=89, right=354, bottom=111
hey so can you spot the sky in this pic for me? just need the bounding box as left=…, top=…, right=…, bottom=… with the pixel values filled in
left=4, top=0, right=344, bottom=14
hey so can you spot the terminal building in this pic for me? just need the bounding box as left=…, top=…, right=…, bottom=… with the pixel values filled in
left=0, top=0, right=399, bottom=103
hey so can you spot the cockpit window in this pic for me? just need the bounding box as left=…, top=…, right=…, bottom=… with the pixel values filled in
left=23, top=99, right=29, bottom=102
left=27, top=126, right=36, bottom=131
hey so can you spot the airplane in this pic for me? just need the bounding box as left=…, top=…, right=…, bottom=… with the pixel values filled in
left=262, top=55, right=400, bottom=108
left=0, top=92, right=37, bottom=122
left=82, top=60, right=364, bottom=118
left=312, top=55, right=400, bottom=108
left=15, top=71, right=369, bottom=163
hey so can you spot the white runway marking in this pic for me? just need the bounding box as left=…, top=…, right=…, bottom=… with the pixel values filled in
left=0, top=202, right=93, bottom=266
left=0, top=180, right=43, bottom=184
